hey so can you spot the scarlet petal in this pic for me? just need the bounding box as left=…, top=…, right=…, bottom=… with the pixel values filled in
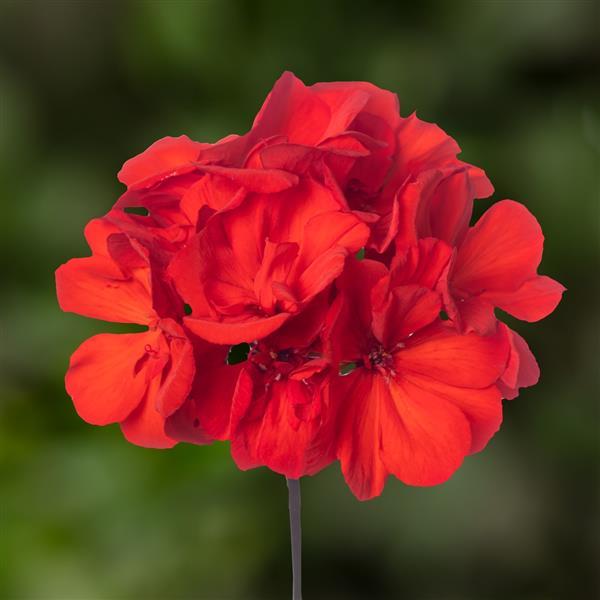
left=269, top=291, right=331, bottom=349
left=335, top=371, right=389, bottom=500
left=327, top=259, right=389, bottom=361
left=166, top=342, right=242, bottom=443
left=453, top=200, right=544, bottom=294
left=183, top=313, right=290, bottom=345
left=295, top=246, right=349, bottom=303
left=180, top=174, right=245, bottom=225
left=65, top=332, right=153, bottom=425
left=154, top=335, right=195, bottom=417
left=390, top=238, right=453, bottom=289
left=397, top=322, right=509, bottom=388
left=498, top=326, right=540, bottom=400
left=453, top=296, right=496, bottom=335
left=402, top=373, right=502, bottom=454
left=118, top=135, right=205, bottom=189
left=298, top=210, right=369, bottom=272
left=485, top=275, right=565, bottom=322
left=425, top=168, right=475, bottom=246
left=309, top=84, right=371, bottom=138
left=372, top=285, right=441, bottom=348
left=250, top=71, right=331, bottom=146
left=56, top=256, right=153, bottom=324
left=369, top=193, right=400, bottom=253
left=194, top=165, right=298, bottom=193
left=120, top=377, right=177, bottom=449
left=393, top=113, right=461, bottom=176
left=231, top=377, right=332, bottom=479
left=254, top=239, right=299, bottom=311
left=380, top=377, right=472, bottom=487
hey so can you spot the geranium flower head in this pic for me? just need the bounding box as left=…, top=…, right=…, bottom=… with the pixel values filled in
left=56, top=71, right=564, bottom=503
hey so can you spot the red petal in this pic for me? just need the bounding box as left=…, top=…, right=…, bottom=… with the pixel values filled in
left=194, top=165, right=298, bottom=193
left=254, top=239, right=299, bottom=312
left=453, top=296, right=497, bottom=335
left=327, top=259, right=389, bottom=361
left=154, top=333, right=195, bottom=417
left=231, top=377, right=333, bottom=479
left=380, top=376, right=471, bottom=487
left=425, top=167, right=475, bottom=246
left=180, top=174, right=245, bottom=225
left=65, top=332, right=154, bottom=425
left=390, top=238, right=452, bottom=289
left=368, top=193, right=400, bottom=253
left=118, top=135, right=205, bottom=189
left=402, top=372, right=502, bottom=454
left=250, top=71, right=331, bottom=146
left=56, top=256, right=153, bottom=324
left=498, top=326, right=540, bottom=400
left=396, top=322, right=509, bottom=388
left=300, top=209, right=370, bottom=267
left=334, top=371, right=389, bottom=500
left=485, top=275, right=565, bottom=322
left=391, top=113, right=461, bottom=181
left=372, top=285, right=441, bottom=348
left=166, top=342, right=242, bottom=443
left=184, top=312, right=290, bottom=345
left=453, top=200, right=544, bottom=294
left=269, top=290, right=331, bottom=349
left=120, top=377, right=177, bottom=449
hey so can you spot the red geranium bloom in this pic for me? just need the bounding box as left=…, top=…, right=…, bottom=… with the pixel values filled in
left=327, top=256, right=509, bottom=500
left=169, top=176, right=369, bottom=344
left=56, top=219, right=195, bottom=447
left=56, top=72, right=564, bottom=511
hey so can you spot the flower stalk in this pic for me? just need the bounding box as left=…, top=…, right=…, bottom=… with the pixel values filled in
left=286, top=477, right=302, bottom=600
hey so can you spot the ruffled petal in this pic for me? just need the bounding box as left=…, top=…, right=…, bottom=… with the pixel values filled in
left=380, top=376, right=472, bottom=487
left=65, top=332, right=154, bottom=425
left=497, top=326, right=540, bottom=400
left=401, top=372, right=502, bottom=454
left=372, top=285, right=441, bottom=348
left=118, top=135, right=206, bottom=189
left=396, top=322, right=509, bottom=388
left=326, top=259, right=389, bottom=361
left=453, top=200, right=544, bottom=294
left=231, top=375, right=333, bottom=479
left=56, top=255, right=153, bottom=324
left=183, top=313, right=291, bottom=345
left=334, top=371, right=389, bottom=500
left=250, top=71, right=331, bottom=146
left=485, top=275, right=565, bottom=322
left=194, top=165, right=298, bottom=193
left=154, top=332, right=195, bottom=418
left=391, top=113, right=461, bottom=182
left=165, top=342, right=242, bottom=443
left=390, top=238, right=452, bottom=289
left=120, top=376, right=177, bottom=449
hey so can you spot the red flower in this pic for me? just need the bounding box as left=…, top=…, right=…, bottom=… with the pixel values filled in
left=169, top=176, right=369, bottom=344
left=56, top=72, right=564, bottom=501
left=56, top=219, right=195, bottom=447
left=327, top=257, right=509, bottom=500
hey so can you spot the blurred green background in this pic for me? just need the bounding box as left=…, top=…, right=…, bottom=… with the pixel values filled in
left=0, top=1, right=598, bottom=598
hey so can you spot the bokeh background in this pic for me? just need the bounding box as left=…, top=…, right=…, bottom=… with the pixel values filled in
left=0, top=1, right=598, bottom=598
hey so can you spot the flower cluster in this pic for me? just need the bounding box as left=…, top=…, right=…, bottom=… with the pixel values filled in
left=56, top=72, right=564, bottom=500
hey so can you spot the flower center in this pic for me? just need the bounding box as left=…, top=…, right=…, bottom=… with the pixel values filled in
left=248, top=342, right=321, bottom=385
left=362, top=341, right=404, bottom=380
